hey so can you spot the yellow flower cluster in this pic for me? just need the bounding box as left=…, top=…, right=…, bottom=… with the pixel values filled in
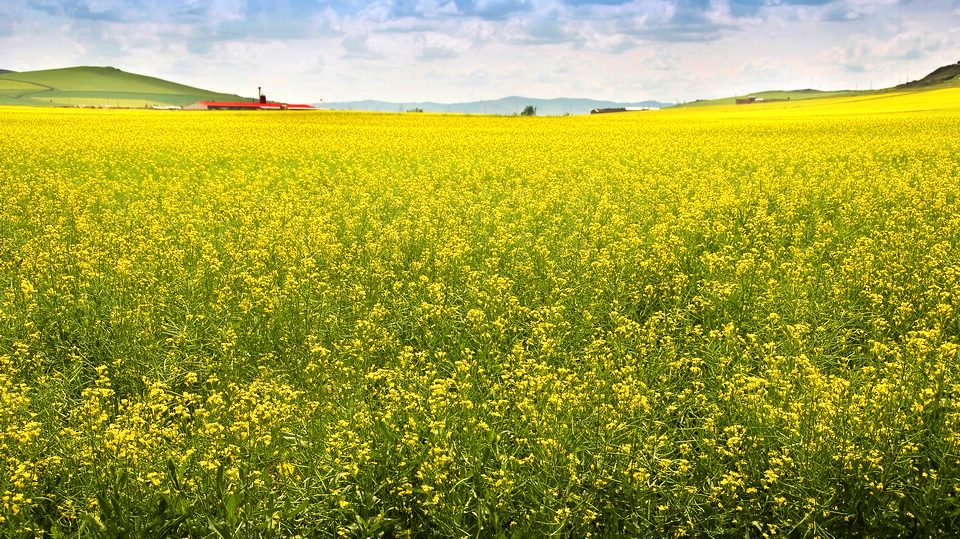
left=2, top=90, right=960, bottom=535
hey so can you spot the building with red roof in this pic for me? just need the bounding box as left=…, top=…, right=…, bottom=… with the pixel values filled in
left=184, top=101, right=316, bottom=110
left=184, top=88, right=317, bottom=110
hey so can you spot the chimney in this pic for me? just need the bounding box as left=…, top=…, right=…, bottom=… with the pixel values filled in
left=259, top=86, right=267, bottom=105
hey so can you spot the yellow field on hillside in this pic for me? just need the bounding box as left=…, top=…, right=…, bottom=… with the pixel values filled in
left=2, top=89, right=960, bottom=535
left=665, top=87, right=960, bottom=118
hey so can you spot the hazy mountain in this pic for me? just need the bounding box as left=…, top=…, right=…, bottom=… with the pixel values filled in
left=313, top=96, right=672, bottom=116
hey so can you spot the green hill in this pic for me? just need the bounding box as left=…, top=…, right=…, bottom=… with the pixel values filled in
left=896, top=62, right=960, bottom=89
left=679, top=62, right=960, bottom=109
left=0, top=66, right=247, bottom=107
left=678, top=89, right=860, bottom=108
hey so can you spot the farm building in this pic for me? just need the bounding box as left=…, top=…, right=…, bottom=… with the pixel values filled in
left=591, top=107, right=628, bottom=114
left=183, top=101, right=316, bottom=111
left=185, top=89, right=316, bottom=110
left=590, top=106, right=660, bottom=114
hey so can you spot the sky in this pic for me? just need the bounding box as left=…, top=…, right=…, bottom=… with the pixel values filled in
left=2, top=0, right=959, bottom=103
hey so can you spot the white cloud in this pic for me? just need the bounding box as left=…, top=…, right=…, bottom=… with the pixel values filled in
left=204, top=0, right=246, bottom=24
left=414, top=32, right=470, bottom=60
left=1, top=0, right=959, bottom=103
left=819, top=29, right=953, bottom=66
left=357, top=0, right=394, bottom=23
left=341, top=33, right=384, bottom=59
left=416, top=0, right=460, bottom=17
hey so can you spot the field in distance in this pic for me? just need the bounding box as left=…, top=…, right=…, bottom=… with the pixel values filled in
left=658, top=86, right=960, bottom=116
left=2, top=87, right=960, bottom=536
left=677, top=88, right=860, bottom=107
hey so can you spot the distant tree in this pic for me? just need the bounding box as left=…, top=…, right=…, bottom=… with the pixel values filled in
left=407, top=107, right=424, bottom=113
left=521, top=105, right=537, bottom=116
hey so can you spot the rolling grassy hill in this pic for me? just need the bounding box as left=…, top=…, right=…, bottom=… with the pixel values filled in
left=677, top=62, right=960, bottom=109
left=0, top=66, right=247, bottom=107
left=896, top=62, right=960, bottom=89
left=659, top=87, right=960, bottom=118
left=677, top=89, right=861, bottom=108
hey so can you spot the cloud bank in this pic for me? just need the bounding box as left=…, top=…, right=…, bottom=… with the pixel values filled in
left=2, top=0, right=958, bottom=102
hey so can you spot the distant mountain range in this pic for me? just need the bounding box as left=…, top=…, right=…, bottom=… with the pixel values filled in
left=313, top=96, right=673, bottom=116
left=312, top=62, right=960, bottom=114
left=0, top=67, right=668, bottom=113
left=2, top=62, right=959, bottom=111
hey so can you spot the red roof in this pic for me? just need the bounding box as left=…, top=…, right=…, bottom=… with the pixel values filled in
left=196, top=101, right=316, bottom=109
left=260, top=104, right=316, bottom=109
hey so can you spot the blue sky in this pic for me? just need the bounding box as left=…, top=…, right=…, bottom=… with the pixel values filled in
left=3, top=0, right=959, bottom=103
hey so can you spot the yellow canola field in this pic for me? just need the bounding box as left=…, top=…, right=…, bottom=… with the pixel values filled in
left=2, top=89, right=960, bottom=536
left=666, top=86, right=960, bottom=117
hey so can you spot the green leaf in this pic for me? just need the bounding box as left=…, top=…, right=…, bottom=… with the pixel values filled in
left=208, top=517, right=232, bottom=539
left=225, top=491, right=241, bottom=527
